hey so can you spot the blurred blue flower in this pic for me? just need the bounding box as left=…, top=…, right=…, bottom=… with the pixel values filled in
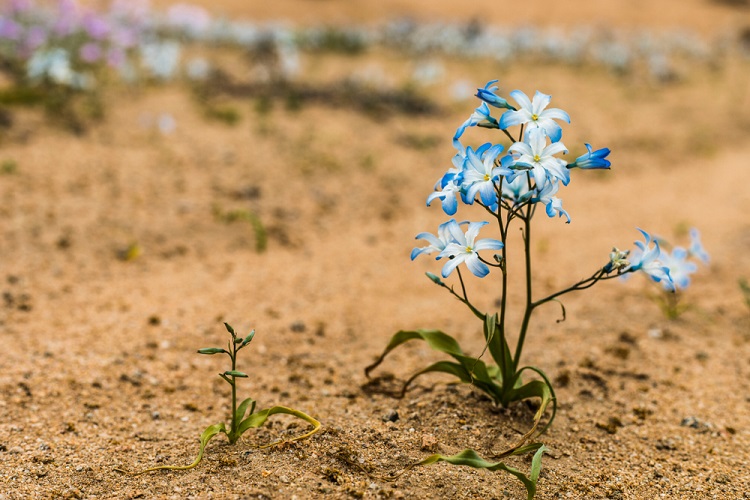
left=660, top=247, right=697, bottom=291
left=628, top=229, right=671, bottom=285
left=688, top=228, right=709, bottom=264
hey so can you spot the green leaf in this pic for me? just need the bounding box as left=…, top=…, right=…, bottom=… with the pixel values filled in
left=224, top=322, right=236, bottom=336
left=234, top=397, right=256, bottom=424
left=515, top=366, right=558, bottom=436
left=529, top=444, right=547, bottom=484
left=365, top=329, right=505, bottom=402
left=233, top=405, right=321, bottom=446
left=504, top=379, right=554, bottom=447
left=225, top=370, right=248, bottom=378
left=197, top=347, right=227, bottom=355
left=126, top=422, right=228, bottom=475
left=416, top=446, right=547, bottom=500
left=425, top=272, right=443, bottom=285
left=365, top=329, right=465, bottom=378
left=241, top=329, right=256, bottom=346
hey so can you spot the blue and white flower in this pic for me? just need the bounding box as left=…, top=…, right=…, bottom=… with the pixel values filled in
left=569, top=143, right=611, bottom=169
left=508, top=128, right=569, bottom=188
left=475, top=80, right=514, bottom=110
left=410, top=219, right=467, bottom=261
left=453, top=102, right=498, bottom=147
left=534, top=179, right=570, bottom=223
left=501, top=174, right=532, bottom=205
left=627, top=229, right=671, bottom=285
left=438, top=221, right=504, bottom=278
left=461, top=143, right=512, bottom=208
left=499, top=90, right=570, bottom=143
left=427, top=174, right=462, bottom=215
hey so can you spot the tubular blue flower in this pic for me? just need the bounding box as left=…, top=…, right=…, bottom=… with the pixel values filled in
left=569, top=143, right=611, bottom=169
left=508, top=128, right=569, bottom=189
left=461, top=143, right=512, bottom=208
left=499, top=90, right=570, bottom=143
left=660, top=247, right=698, bottom=292
left=453, top=102, right=498, bottom=146
left=438, top=222, right=504, bottom=278
left=410, top=219, right=466, bottom=261
left=475, top=80, right=515, bottom=110
left=688, top=228, right=709, bottom=264
left=534, top=180, right=570, bottom=223
left=627, top=229, right=671, bottom=285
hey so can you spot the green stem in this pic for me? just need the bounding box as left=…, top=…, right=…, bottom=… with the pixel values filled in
left=513, top=210, right=534, bottom=371
left=229, top=344, right=238, bottom=438
left=533, top=268, right=620, bottom=308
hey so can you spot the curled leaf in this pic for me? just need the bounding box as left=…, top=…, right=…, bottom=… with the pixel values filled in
left=415, top=446, right=547, bottom=500
left=225, top=370, right=248, bottom=378
left=224, top=322, right=236, bottom=335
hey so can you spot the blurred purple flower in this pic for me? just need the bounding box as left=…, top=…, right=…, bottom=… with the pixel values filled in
left=0, top=19, right=23, bottom=41
left=79, top=42, right=102, bottom=63
left=24, top=26, right=48, bottom=51
left=83, top=12, right=109, bottom=40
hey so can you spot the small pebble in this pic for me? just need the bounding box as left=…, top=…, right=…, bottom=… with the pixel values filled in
left=382, top=409, right=399, bottom=423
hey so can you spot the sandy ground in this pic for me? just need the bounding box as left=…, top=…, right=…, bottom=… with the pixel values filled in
left=2, top=1, right=750, bottom=499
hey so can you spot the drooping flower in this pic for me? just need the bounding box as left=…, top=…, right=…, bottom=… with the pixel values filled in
left=438, top=221, right=504, bottom=278
left=569, top=143, right=611, bottom=169
left=627, top=229, right=671, bottom=285
left=688, top=228, right=709, bottom=264
left=410, top=219, right=466, bottom=261
left=499, top=90, right=570, bottom=143
left=475, top=80, right=514, bottom=110
left=534, top=179, right=570, bottom=223
left=508, top=127, right=569, bottom=189
left=461, top=143, right=512, bottom=208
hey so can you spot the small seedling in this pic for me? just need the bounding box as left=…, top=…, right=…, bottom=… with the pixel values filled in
left=120, top=323, right=320, bottom=474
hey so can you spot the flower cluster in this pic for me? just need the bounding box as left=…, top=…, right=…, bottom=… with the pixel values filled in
left=626, top=228, right=709, bottom=292
left=1, top=0, right=152, bottom=88
left=414, top=80, right=610, bottom=277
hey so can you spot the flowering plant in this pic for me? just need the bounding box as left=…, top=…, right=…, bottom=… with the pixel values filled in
left=118, top=323, right=321, bottom=475
left=366, top=80, right=696, bottom=496
left=629, top=228, right=709, bottom=318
